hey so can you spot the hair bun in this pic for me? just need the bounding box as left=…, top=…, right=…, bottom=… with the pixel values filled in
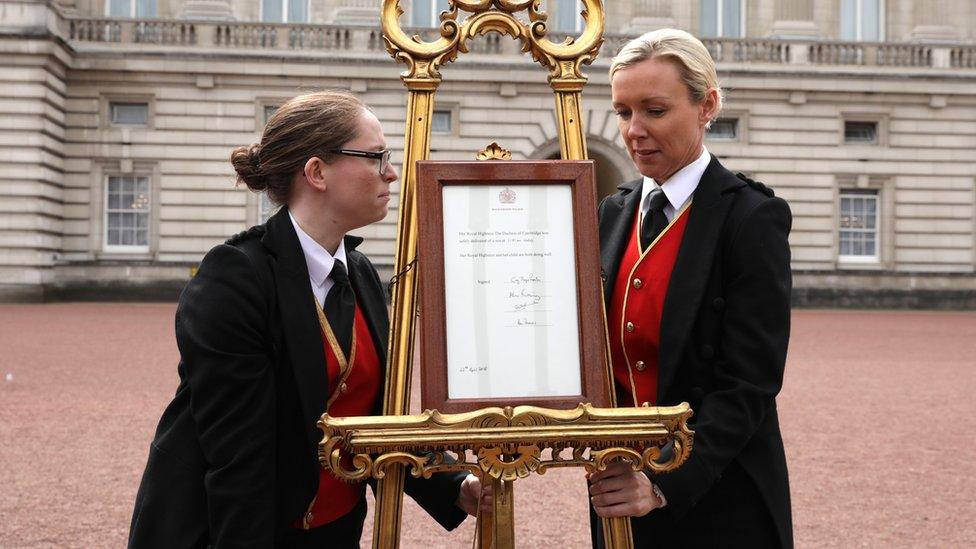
left=231, top=143, right=267, bottom=191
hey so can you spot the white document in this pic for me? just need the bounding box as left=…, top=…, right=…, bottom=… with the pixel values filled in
left=442, top=184, right=582, bottom=400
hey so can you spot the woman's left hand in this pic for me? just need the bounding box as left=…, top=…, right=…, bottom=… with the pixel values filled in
left=456, top=474, right=493, bottom=516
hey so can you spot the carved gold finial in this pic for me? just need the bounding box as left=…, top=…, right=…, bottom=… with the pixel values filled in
left=476, top=142, right=512, bottom=160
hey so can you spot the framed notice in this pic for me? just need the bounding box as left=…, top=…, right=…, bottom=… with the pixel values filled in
left=417, top=160, right=609, bottom=413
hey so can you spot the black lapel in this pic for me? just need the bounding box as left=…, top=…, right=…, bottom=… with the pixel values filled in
left=599, top=178, right=643, bottom=304
left=262, top=207, right=330, bottom=450
left=344, top=235, right=389, bottom=369
left=658, top=156, right=744, bottom=399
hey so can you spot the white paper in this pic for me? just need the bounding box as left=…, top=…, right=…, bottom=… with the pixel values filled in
left=442, top=184, right=582, bottom=400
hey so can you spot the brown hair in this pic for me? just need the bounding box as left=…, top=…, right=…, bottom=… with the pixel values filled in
left=231, top=90, right=366, bottom=205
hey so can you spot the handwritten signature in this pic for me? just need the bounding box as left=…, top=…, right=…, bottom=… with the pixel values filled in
left=509, top=275, right=543, bottom=285
left=511, top=296, right=543, bottom=311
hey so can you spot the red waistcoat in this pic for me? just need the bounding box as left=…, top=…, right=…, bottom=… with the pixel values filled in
left=300, top=305, right=381, bottom=529
left=608, top=204, right=691, bottom=407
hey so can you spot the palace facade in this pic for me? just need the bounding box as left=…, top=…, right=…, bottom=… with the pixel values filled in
left=1, top=0, right=975, bottom=306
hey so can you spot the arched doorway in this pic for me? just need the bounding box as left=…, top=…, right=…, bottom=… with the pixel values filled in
left=532, top=137, right=638, bottom=202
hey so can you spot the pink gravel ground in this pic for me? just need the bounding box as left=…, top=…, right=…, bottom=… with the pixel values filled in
left=1, top=304, right=974, bottom=548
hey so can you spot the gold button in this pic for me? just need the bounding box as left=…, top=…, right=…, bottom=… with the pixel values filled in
left=633, top=278, right=643, bottom=289
left=626, top=321, right=635, bottom=333
left=635, top=360, right=645, bottom=371
left=340, top=382, right=348, bottom=393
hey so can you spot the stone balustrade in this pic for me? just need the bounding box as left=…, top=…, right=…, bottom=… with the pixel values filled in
left=62, top=16, right=976, bottom=71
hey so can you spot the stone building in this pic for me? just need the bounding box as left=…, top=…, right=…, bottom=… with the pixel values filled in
left=1, top=0, right=975, bottom=306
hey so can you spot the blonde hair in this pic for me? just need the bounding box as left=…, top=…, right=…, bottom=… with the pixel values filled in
left=231, top=90, right=367, bottom=205
left=610, top=28, right=724, bottom=118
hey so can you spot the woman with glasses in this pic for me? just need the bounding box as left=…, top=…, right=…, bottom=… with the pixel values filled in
left=129, top=90, right=483, bottom=548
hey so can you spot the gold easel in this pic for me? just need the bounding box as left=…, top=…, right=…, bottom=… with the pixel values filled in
left=319, top=3, right=695, bottom=548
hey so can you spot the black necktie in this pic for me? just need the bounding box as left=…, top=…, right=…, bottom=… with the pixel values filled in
left=640, top=188, right=670, bottom=252
left=323, top=259, right=354, bottom=359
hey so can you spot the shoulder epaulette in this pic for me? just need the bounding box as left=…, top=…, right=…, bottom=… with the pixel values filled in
left=225, top=225, right=267, bottom=246
left=736, top=172, right=775, bottom=197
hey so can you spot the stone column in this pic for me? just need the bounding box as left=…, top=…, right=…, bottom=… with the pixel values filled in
left=769, top=0, right=819, bottom=38
left=628, top=0, right=676, bottom=33
left=910, top=0, right=957, bottom=41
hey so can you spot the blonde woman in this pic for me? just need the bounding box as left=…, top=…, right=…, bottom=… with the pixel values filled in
left=589, top=29, right=793, bottom=548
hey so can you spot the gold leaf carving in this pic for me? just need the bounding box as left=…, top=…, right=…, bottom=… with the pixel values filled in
left=318, top=403, right=694, bottom=482
left=381, top=0, right=603, bottom=87
left=476, top=142, right=512, bottom=160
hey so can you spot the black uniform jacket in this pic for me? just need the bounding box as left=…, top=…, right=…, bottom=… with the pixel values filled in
left=129, top=207, right=466, bottom=548
left=596, top=156, right=793, bottom=548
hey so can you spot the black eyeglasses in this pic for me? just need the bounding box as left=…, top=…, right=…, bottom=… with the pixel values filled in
left=327, top=149, right=392, bottom=175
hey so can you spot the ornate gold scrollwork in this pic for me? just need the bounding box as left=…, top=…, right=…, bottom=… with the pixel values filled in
left=319, top=403, right=694, bottom=483
left=380, top=0, right=604, bottom=85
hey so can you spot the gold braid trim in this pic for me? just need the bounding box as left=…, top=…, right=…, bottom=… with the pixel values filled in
left=313, top=292, right=358, bottom=411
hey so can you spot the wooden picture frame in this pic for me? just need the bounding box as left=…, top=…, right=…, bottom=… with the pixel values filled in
left=417, top=160, right=609, bottom=413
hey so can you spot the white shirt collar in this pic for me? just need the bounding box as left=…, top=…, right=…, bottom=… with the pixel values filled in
left=288, top=210, right=347, bottom=295
left=640, top=146, right=711, bottom=220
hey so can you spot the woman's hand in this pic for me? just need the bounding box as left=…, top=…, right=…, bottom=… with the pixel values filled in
left=588, top=461, right=663, bottom=518
left=456, top=474, right=493, bottom=516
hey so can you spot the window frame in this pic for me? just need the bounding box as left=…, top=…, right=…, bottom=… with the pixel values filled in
left=410, top=0, right=451, bottom=28
left=109, top=102, right=151, bottom=127
left=256, top=99, right=283, bottom=129
left=840, top=112, right=888, bottom=147
left=699, top=0, right=747, bottom=38
left=259, top=0, right=311, bottom=23
left=840, top=0, right=886, bottom=42
left=105, top=0, right=157, bottom=18
left=834, top=174, right=893, bottom=269
left=706, top=117, right=739, bottom=141
left=843, top=120, right=879, bottom=145
left=552, top=0, right=585, bottom=34
left=103, top=174, right=153, bottom=254
left=837, top=188, right=880, bottom=264
left=431, top=104, right=459, bottom=136
left=102, top=94, right=155, bottom=129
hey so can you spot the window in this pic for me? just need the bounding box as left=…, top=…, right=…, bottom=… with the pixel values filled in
left=105, top=175, right=151, bottom=251
left=261, top=0, right=308, bottom=23
left=707, top=117, right=738, bottom=140
left=432, top=109, right=453, bottom=134
left=700, top=0, right=744, bottom=38
left=258, top=193, right=279, bottom=224
left=263, top=105, right=279, bottom=124
left=552, top=0, right=583, bottom=33
left=839, top=189, right=879, bottom=261
left=106, top=0, right=156, bottom=17
left=109, top=102, right=149, bottom=126
left=410, top=0, right=450, bottom=27
left=844, top=121, right=878, bottom=144
left=840, top=0, right=883, bottom=41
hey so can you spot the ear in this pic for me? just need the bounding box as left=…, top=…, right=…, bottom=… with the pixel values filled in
left=302, top=156, right=330, bottom=192
left=699, top=88, right=720, bottom=127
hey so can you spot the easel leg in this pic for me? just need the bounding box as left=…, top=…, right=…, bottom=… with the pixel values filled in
left=491, top=477, right=515, bottom=549
left=476, top=504, right=493, bottom=548
left=475, top=469, right=493, bottom=549
left=601, top=517, right=635, bottom=549
left=372, top=472, right=405, bottom=549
